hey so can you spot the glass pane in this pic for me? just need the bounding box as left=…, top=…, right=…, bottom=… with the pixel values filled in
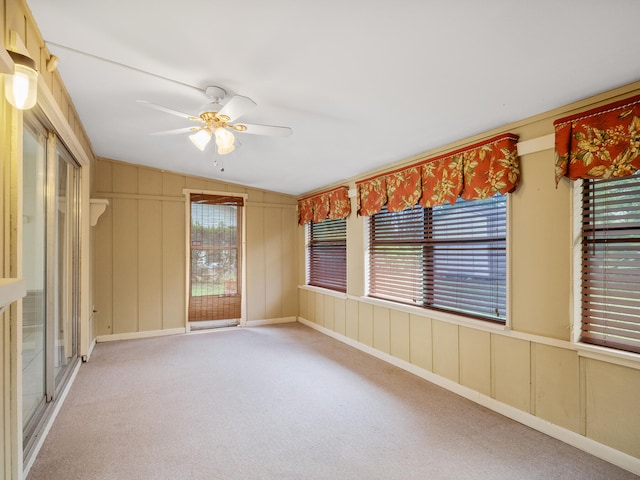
left=189, top=196, right=242, bottom=322
left=22, top=125, right=47, bottom=426
left=191, top=202, right=238, bottom=297
left=54, top=152, right=77, bottom=385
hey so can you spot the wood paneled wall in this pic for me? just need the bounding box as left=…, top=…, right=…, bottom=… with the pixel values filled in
left=93, top=158, right=298, bottom=337
left=297, top=81, right=640, bottom=467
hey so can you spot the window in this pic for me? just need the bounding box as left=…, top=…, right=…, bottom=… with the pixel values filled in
left=580, top=173, right=640, bottom=354
left=369, top=196, right=507, bottom=322
left=307, top=219, right=347, bottom=292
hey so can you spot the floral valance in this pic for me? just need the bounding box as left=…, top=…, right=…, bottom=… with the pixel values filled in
left=298, top=186, right=351, bottom=225
left=554, top=94, right=640, bottom=185
left=356, top=133, right=520, bottom=216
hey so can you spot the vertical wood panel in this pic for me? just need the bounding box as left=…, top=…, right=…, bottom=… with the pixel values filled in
left=96, top=159, right=112, bottom=193
left=298, top=288, right=307, bottom=319
left=459, top=327, right=491, bottom=397
left=373, top=306, right=390, bottom=353
left=0, top=315, right=5, bottom=479
left=324, top=295, right=335, bottom=331
left=585, top=359, right=640, bottom=458
left=511, top=152, right=571, bottom=339
left=315, top=292, right=325, bottom=327
left=162, top=172, right=184, bottom=196
left=281, top=208, right=297, bottom=317
left=112, top=198, right=138, bottom=333
left=534, top=344, right=580, bottom=433
left=334, top=298, right=346, bottom=336
left=432, top=320, right=459, bottom=382
left=184, top=177, right=210, bottom=191
left=162, top=201, right=185, bottom=329
left=205, top=180, right=227, bottom=192
left=305, top=292, right=314, bottom=323
left=246, top=205, right=266, bottom=320
left=94, top=203, right=113, bottom=336
left=409, top=314, right=432, bottom=371
left=112, top=163, right=138, bottom=194
left=137, top=200, right=162, bottom=331
left=346, top=201, right=364, bottom=296
left=138, top=168, right=162, bottom=196
left=296, top=223, right=306, bottom=286
left=492, top=335, right=530, bottom=412
left=264, top=208, right=282, bottom=319
left=345, top=299, right=359, bottom=340
left=358, top=302, right=373, bottom=347
left=390, top=310, right=410, bottom=362
left=247, top=190, right=265, bottom=203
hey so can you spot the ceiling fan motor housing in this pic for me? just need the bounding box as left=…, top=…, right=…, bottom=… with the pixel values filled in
left=205, top=86, right=226, bottom=102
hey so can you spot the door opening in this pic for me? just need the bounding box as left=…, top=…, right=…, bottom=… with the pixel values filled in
left=188, top=194, right=244, bottom=328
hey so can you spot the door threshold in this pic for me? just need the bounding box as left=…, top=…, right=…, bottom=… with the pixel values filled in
left=188, top=319, right=240, bottom=331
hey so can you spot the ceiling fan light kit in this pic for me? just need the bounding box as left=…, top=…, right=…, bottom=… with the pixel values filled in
left=139, top=85, right=292, bottom=160
left=189, top=128, right=212, bottom=151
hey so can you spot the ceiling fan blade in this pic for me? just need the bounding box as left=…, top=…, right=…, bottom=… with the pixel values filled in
left=150, top=126, right=200, bottom=136
left=217, top=95, right=257, bottom=122
left=137, top=100, right=201, bottom=122
left=232, top=123, right=292, bottom=137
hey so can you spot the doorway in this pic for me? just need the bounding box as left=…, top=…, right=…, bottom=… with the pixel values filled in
left=188, top=193, right=244, bottom=328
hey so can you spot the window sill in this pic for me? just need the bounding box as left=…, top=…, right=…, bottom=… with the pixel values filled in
left=576, top=342, right=640, bottom=371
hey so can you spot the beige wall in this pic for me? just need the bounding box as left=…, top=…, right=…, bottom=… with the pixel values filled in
left=93, top=158, right=298, bottom=337
left=297, top=82, right=640, bottom=464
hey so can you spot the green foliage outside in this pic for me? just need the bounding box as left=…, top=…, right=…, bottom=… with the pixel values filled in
left=191, top=221, right=238, bottom=297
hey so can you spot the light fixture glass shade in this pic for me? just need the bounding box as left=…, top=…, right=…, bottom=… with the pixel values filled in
left=189, top=128, right=212, bottom=151
left=5, top=51, right=38, bottom=110
left=217, top=144, right=235, bottom=155
left=215, top=127, right=235, bottom=153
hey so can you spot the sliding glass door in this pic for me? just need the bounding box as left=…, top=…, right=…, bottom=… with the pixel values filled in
left=22, top=123, right=47, bottom=434
left=52, top=145, right=79, bottom=386
left=22, top=116, right=80, bottom=455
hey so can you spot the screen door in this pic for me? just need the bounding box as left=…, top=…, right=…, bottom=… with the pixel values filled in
left=189, top=194, right=243, bottom=322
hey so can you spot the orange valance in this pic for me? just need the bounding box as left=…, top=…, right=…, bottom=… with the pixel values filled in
left=298, top=186, right=351, bottom=225
left=554, top=94, right=640, bottom=185
left=356, top=133, right=520, bottom=216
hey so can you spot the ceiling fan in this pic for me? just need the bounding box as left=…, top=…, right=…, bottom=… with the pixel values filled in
left=138, top=86, right=292, bottom=155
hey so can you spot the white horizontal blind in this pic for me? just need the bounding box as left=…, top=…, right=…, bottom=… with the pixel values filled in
left=369, top=196, right=507, bottom=323
left=581, top=173, right=640, bottom=353
left=307, top=219, right=347, bottom=292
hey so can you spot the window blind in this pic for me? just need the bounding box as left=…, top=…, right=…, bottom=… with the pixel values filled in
left=369, top=196, right=507, bottom=322
left=581, top=174, right=640, bottom=353
left=307, top=219, right=347, bottom=292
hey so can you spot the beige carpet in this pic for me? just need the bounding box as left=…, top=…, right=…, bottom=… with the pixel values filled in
left=27, top=323, right=637, bottom=479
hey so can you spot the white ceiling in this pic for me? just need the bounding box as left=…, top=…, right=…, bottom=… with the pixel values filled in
left=26, top=0, right=640, bottom=196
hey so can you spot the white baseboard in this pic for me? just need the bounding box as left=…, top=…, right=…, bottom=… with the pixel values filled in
left=297, top=317, right=640, bottom=476
left=96, top=327, right=186, bottom=343
left=245, top=316, right=297, bottom=327
left=84, top=338, right=97, bottom=361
